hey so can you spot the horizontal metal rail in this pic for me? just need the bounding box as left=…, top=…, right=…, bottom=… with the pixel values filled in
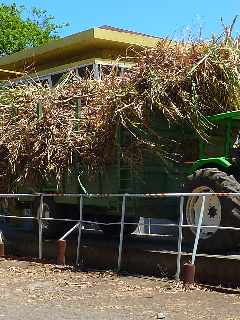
left=46, top=192, right=240, bottom=197
left=150, top=249, right=240, bottom=260
left=60, top=223, right=80, bottom=241
left=1, top=192, right=240, bottom=197
left=1, top=213, right=240, bottom=231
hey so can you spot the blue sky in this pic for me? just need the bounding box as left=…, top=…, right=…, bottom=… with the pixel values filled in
left=2, top=0, right=240, bottom=39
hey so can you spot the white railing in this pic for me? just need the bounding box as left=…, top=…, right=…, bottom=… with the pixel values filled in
left=0, top=192, right=240, bottom=280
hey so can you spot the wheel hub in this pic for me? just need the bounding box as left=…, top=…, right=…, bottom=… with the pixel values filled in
left=186, top=186, right=221, bottom=239
left=208, top=206, right=218, bottom=219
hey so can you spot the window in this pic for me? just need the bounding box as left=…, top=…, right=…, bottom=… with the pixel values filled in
left=38, top=78, right=50, bottom=86
left=77, top=65, right=94, bottom=79
left=204, top=124, right=225, bottom=157
left=101, top=64, right=113, bottom=76
left=51, top=72, right=64, bottom=86
left=100, top=65, right=128, bottom=78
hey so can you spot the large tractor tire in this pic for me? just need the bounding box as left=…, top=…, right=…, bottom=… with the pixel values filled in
left=183, top=168, right=240, bottom=251
left=97, top=215, right=140, bottom=237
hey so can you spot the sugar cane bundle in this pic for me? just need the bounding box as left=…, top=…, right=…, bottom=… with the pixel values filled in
left=0, top=26, right=239, bottom=189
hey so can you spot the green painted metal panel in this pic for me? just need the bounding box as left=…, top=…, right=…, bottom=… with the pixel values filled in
left=207, top=110, right=240, bottom=122
left=191, top=157, right=232, bottom=172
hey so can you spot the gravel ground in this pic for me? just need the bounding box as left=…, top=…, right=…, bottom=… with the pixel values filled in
left=0, top=258, right=239, bottom=320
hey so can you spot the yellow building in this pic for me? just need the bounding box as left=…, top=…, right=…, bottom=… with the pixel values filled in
left=0, top=26, right=160, bottom=85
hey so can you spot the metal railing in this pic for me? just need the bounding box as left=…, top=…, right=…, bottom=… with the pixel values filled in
left=0, top=192, right=240, bottom=280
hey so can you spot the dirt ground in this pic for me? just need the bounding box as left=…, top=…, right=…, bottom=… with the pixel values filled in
left=0, top=258, right=239, bottom=320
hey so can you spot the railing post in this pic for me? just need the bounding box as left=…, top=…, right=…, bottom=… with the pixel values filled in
left=0, top=231, right=5, bottom=257
left=148, top=218, right=151, bottom=234
left=76, top=195, right=83, bottom=266
left=38, top=194, right=43, bottom=260
left=175, top=196, right=184, bottom=281
left=183, top=195, right=206, bottom=285
left=117, top=195, right=126, bottom=272
left=191, top=195, right=206, bottom=264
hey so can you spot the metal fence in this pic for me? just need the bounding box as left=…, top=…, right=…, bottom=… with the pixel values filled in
left=0, top=192, right=240, bottom=281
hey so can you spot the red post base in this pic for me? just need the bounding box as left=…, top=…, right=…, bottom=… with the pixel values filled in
left=183, top=263, right=195, bottom=285
left=57, top=240, right=66, bottom=265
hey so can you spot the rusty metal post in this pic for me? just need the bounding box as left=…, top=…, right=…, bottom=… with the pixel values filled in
left=57, top=239, right=66, bottom=265
left=183, top=263, right=195, bottom=285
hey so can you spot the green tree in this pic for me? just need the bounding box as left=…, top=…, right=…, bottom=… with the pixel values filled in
left=0, top=3, right=68, bottom=56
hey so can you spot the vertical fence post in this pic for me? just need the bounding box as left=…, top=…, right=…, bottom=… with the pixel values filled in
left=148, top=218, right=151, bottom=234
left=0, top=231, right=5, bottom=257
left=183, top=195, right=206, bottom=285
left=76, top=195, right=83, bottom=266
left=175, top=196, right=184, bottom=281
left=117, top=195, right=126, bottom=272
left=191, top=195, right=206, bottom=265
left=38, top=194, right=43, bottom=260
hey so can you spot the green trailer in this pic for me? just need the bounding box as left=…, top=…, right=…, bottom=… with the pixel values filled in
left=13, top=110, right=240, bottom=250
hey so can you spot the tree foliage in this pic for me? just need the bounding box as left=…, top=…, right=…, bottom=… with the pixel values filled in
left=0, top=2, right=68, bottom=56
